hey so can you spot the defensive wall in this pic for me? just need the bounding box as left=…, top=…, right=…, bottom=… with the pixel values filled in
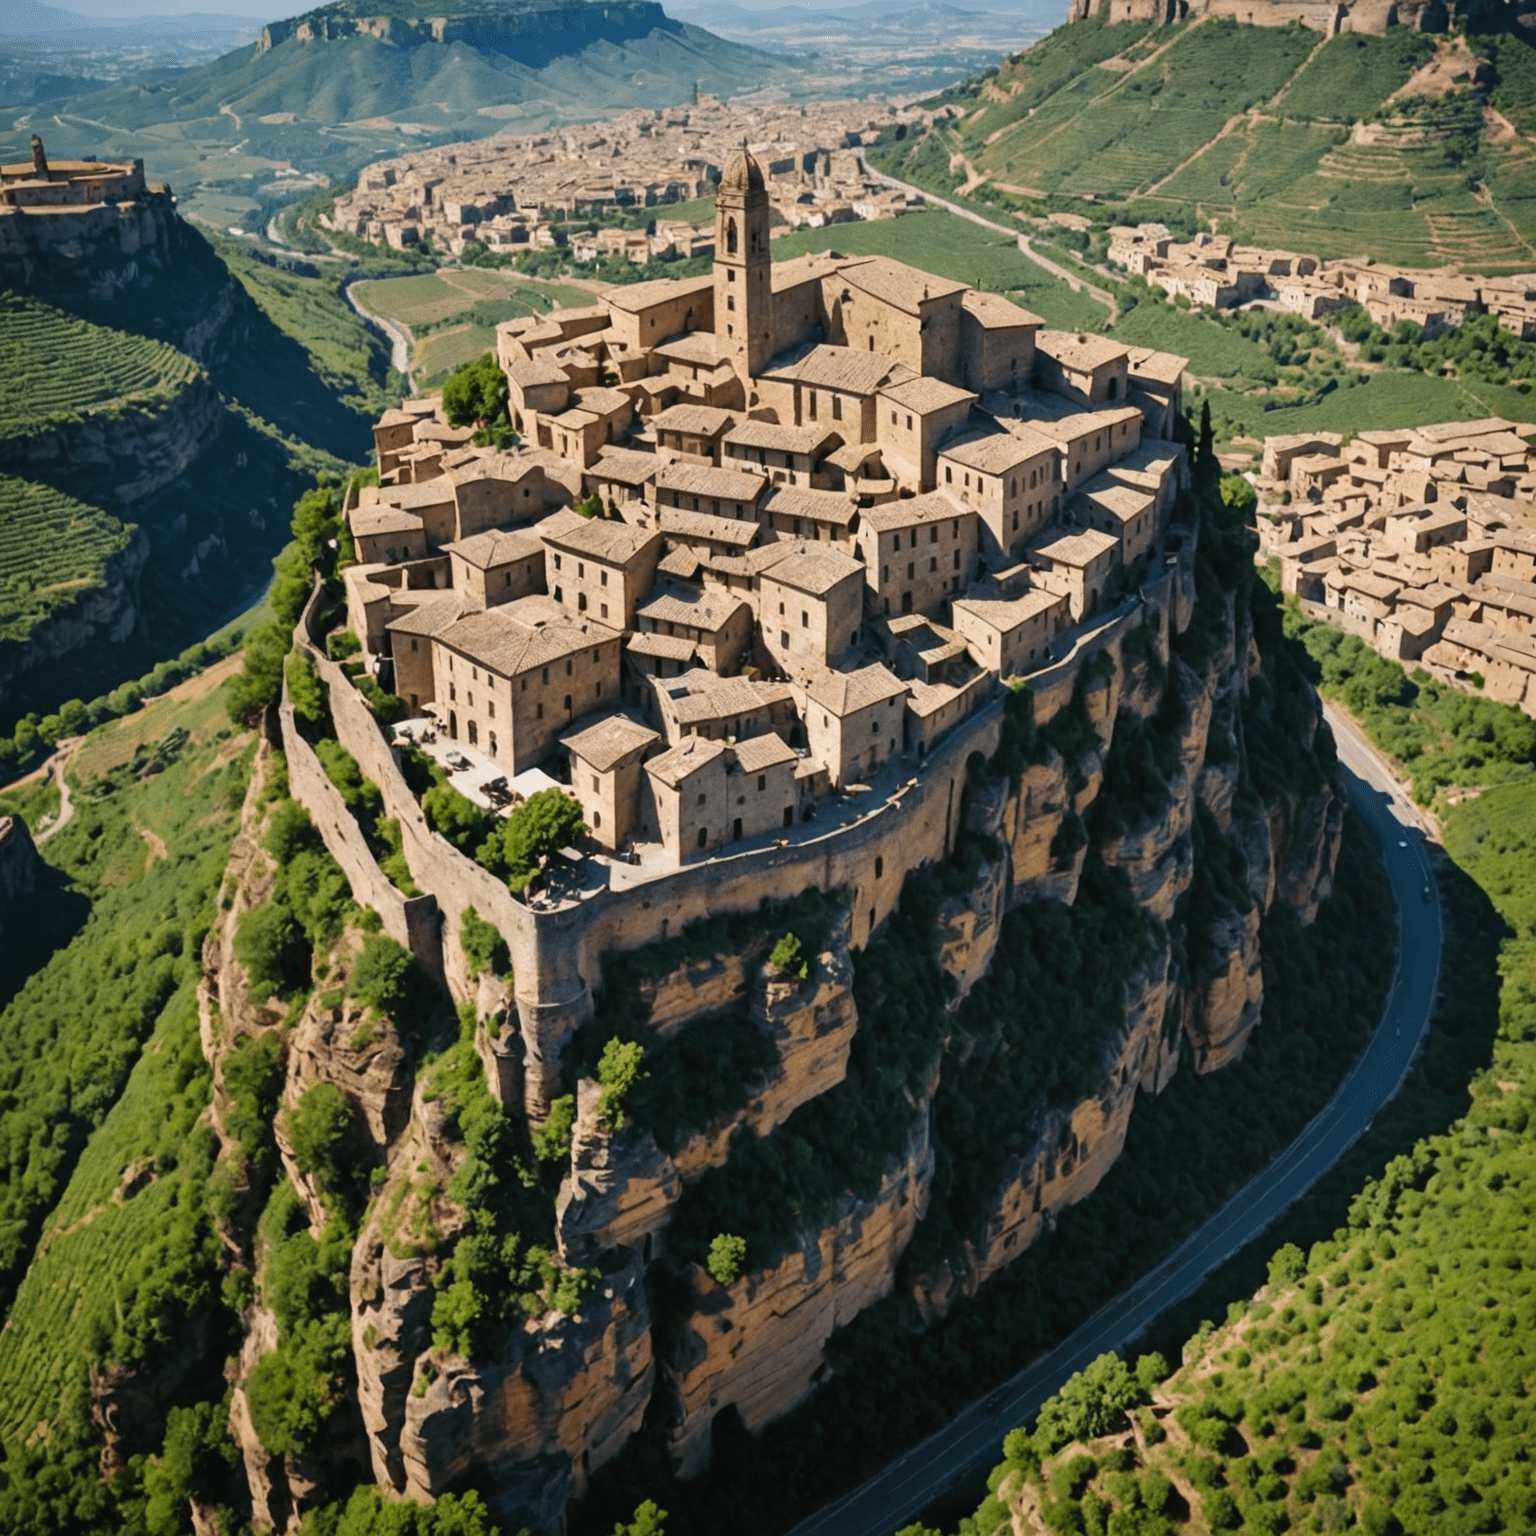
left=281, top=538, right=1197, bottom=1123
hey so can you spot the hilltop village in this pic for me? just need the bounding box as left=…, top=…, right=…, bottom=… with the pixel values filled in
left=1259, top=418, right=1536, bottom=712
left=340, top=151, right=1189, bottom=870
left=324, top=98, right=922, bottom=257
left=1109, top=221, right=1536, bottom=337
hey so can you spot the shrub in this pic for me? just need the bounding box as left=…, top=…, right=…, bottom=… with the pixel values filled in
left=596, top=1038, right=646, bottom=1133
left=286, top=650, right=328, bottom=729
left=350, top=935, right=412, bottom=1017
left=246, top=1313, right=351, bottom=1456
left=460, top=906, right=509, bottom=979
left=478, top=787, right=585, bottom=890
left=532, top=1095, right=575, bottom=1163
left=441, top=352, right=510, bottom=430
left=423, top=781, right=488, bottom=850
left=235, top=901, right=303, bottom=1002
left=282, top=1083, right=356, bottom=1195
left=706, top=1233, right=747, bottom=1286
left=770, top=931, right=807, bottom=980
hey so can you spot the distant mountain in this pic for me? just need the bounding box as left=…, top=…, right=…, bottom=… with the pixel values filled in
left=0, top=0, right=266, bottom=32
left=46, top=0, right=784, bottom=180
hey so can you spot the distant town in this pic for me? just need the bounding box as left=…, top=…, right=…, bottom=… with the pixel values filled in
left=1110, top=221, right=1536, bottom=338
left=324, top=96, right=927, bottom=259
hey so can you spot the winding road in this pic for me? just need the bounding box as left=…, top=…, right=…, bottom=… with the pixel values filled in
left=347, top=282, right=414, bottom=383
left=858, top=159, right=1119, bottom=324
left=789, top=715, right=1442, bottom=1536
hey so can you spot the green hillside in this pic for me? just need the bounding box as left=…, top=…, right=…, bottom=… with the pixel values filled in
left=0, top=477, right=134, bottom=647
left=882, top=13, right=1536, bottom=272
left=0, top=293, right=204, bottom=444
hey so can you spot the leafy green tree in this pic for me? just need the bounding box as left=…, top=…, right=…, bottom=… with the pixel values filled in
left=706, top=1232, right=747, bottom=1285
left=770, top=931, right=807, bottom=980
left=478, top=787, right=585, bottom=890
left=282, top=1083, right=356, bottom=1194
left=287, top=650, right=328, bottom=728
left=351, top=934, right=413, bottom=1016
left=235, top=901, right=303, bottom=1002
left=228, top=622, right=291, bottom=726
left=532, top=1094, right=575, bottom=1163
left=423, top=781, right=488, bottom=850
left=459, top=905, right=510, bottom=979
left=442, top=352, right=509, bottom=430
left=596, top=1038, right=646, bottom=1133
left=612, top=1502, right=667, bottom=1536
left=246, top=1313, right=351, bottom=1456
left=1035, top=1353, right=1145, bottom=1453
left=1267, top=1241, right=1306, bottom=1287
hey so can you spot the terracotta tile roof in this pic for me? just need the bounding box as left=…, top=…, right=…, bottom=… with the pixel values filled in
left=879, top=375, right=975, bottom=415
left=1031, top=529, right=1120, bottom=567
left=763, top=343, right=904, bottom=397
left=638, top=583, right=750, bottom=632
left=654, top=462, right=767, bottom=504
left=805, top=662, right=907, bottom=715
left=859, top=490, right=968, bottom=534
left=657, top=506, right=759, bottom=549
left=650, top=402, right=735, bottom=437
left=725, top=420, right=842, bottom=456
left=437, top=595, right=620, bottom=677
left=759, top=542, right=863, bottom=595
left=842, top=255, right=967, bottom=315
left=961, top=289, right=1043, bottom=329
left=760, top=485, right=859, bottom=527
left=560, top=712, right=660, bottom=771
left=543, top=517, right=662, bottom=565
left=729, top=732, right=797, bottom=773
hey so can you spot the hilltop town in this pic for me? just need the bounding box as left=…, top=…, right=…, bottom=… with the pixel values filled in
left=1109, top=221, right=1536, bottom=337
left=324, top=97, right=924, bottom=258
left=335, top=149, right=1189, bottom=880
left=1259, top=417, right=1536, bottom=712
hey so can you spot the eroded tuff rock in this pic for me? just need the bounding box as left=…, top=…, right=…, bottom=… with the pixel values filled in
left=1184, top=903, right=1265, bottom=1073
left=399, top=1252, right=653, bottom=1532
left=661, top=1099, right=936, bottom=1477
left=911, top=942, right=1176, bottom=1319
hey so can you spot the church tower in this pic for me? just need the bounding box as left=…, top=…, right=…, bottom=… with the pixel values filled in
left=714, top=148, right=772, bottom=385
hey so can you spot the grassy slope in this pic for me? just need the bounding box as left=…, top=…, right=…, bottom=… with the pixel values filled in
left=924, top=14, right=1536, bottom=272
left=0, top=667, right=251, bottom=1370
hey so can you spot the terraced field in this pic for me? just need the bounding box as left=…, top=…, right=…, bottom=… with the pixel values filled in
left=914, top=17, right=1536, bottom=272
left=0, top=477, right=132, bottom=645
left=0, top=292, right=204, bottom=443
left=351, top=268, right=594, bottom=330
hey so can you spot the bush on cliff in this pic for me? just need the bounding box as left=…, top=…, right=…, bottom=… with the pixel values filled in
left=298, top=1486, right=501, bottom=1536
left=596, top=1038, right=646, bottom=1133
left=235, top=901, right=304, bottom=1003
left=460, top=905, right=509, bottom=979
left=350, top=934, right=413, bottom=1018
left=706, top=1234, right=747, bottom=1286
left=282, top=1083, right=358, bottom=1200
left=287, top=650, right=328, bottom=729
left=442, top=352, right=510, bottom=433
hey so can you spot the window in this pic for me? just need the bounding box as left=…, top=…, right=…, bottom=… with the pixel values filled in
left=564, top=694, right=572, bottom=713
left=600, top=603, right=608, bottom=620
left=697, top=792, right=707, bottom=806
left=536, top=702, right=544, bottom=719
left=778, top=601, right=785, bottom=615
left=871, top=719, right=879, bottom=734
left=905, top=414, right=913, bottom=430
left=592, top=774, right=601, bottom=792
left=907, top=562, right=915, bottom=579
left=566, top=660, right=572, bottom=676
left=781, top=630, right=790, bottom=649
left=954, top=549, right=961, bottom=569
left=832, top=396, right=842, bottom=421
left=578, top=592, right=588, bottom=611
left=801, top=611, right=809, bottom=628
left=410, top=638, right=418, bottom=653
left=504, top=572, right=511, bottom=588
left=697, top=825, right=708, bottom=848
left=553, top=554, right=562, bottom=570
left=890, top=410, right=896, bottom=425
left=1013, top=510, right=1019, bottom=531
left=449, top=683, right=456, bottom=702
left=757, top=774, right=766, bottom=790
left=727, top=294, right=735, bottom=312
left=875, top=856, right=883, bottom=879
left=930, top=526, right=939, bottom=543
left=929, top=557, right=937, bottom=573
left=488, top=701, right=495, bottom=719
left=600, top=570, right=608, bottom=586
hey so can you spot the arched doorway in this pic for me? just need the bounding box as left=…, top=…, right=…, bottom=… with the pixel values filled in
left=448, top=710, right=458, bottom=739
left=467, top=719, right=478, bottom=747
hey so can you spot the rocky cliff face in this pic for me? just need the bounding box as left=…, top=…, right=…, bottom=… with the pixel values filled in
left=195, top=520, right=1345, bottom=1532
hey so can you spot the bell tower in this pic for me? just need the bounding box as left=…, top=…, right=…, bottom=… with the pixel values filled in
left=714, top=147, right=772, bottom=385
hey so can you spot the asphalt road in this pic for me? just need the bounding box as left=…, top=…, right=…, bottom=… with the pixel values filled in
left=789, top=726, right=1442, bottom=1536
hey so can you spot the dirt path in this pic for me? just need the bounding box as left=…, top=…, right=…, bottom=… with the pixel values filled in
left=34, top=738, right=80, bottom=846
left=347, top=281, right=414, bottom=384
left=861, top=156, right=1118, bottom=323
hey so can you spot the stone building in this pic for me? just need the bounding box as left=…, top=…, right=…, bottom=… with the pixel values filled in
left=343, top=147, right=1190, bottom=866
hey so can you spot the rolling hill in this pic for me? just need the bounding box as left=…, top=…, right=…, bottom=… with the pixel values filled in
left=8, top=0, right=790, bottom=190
left=879, top=11, right=1536, bottom=272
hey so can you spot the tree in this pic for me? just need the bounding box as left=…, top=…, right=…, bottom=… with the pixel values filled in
left=1197, top=399, right=1214, bottom=471
left=770, top=932, right=807, bottom=980
left=350, top=934, right=413, bottom=1016
left=1034, top=1352, right=1144, bottom=1453
left=1267, top=1241, right=1306, bottom=1287
left=235, top=901, right=303, bottom=1002
left=282, top=1083, right=356, bottom=1194
left=228, top=622, right=290, bottom=726
left=532, top=1094, right=575, bottom=1163
left=612, top=1502, right=667, bottom=1536
left=596, top=1037, right=645, bottom=1132
left=287, top=650, right=328, bottom=729
left=442, top=352, right=509, bottom=430
left=706, top=1233, right=747, bottom=1285
left=479, top=788, right=585, bottom=890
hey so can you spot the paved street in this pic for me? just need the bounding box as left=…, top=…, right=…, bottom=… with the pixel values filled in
left=790, top=722, right=1442, bottom=1536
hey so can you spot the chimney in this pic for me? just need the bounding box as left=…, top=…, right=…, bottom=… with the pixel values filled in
left=30, top=135, right=47, bottom=176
